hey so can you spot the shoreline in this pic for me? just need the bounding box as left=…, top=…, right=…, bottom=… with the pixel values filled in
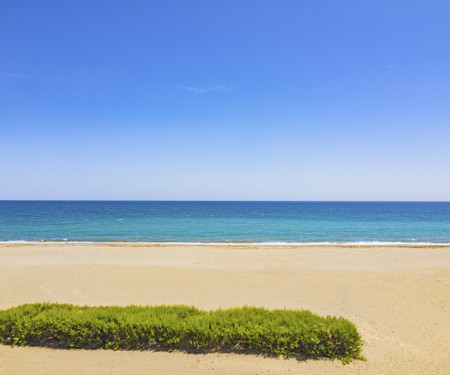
left=1, top=244, right=449, bottom=374
left=2, top=241, right=450, bottom=248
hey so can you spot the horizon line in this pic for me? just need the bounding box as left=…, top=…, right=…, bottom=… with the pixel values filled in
left=0, top=200, right=449, bottom=203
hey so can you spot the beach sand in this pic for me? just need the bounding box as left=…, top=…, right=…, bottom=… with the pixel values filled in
left=0, top=244, right=449, bottom=374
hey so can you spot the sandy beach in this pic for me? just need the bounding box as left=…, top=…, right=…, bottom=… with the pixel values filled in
left=0, top=244, right=449, bottom=374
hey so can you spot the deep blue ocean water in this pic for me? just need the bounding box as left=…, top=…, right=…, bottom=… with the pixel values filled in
left=0, top=201, right=449, bottom=244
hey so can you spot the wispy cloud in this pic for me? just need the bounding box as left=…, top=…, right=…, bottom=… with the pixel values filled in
left=177, top=83, right=232, bottom=94
left=386, top=64, right=399, bottom=69
left=177, top=85, right=208, bottom=93
left=1, top=72, right=35, bottom=80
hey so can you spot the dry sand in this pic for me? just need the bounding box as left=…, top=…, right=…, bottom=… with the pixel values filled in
left=0, top=244, right=449, bottom=374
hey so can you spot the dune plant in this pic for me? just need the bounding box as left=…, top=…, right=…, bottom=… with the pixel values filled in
left=0, top=303, right=363, bottom=363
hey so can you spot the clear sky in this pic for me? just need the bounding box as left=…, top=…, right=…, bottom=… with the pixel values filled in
left=1, top=0, right=449, bottom=200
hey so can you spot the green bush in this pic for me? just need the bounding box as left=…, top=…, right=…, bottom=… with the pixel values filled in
left=0, top=303, right=363, bottom=363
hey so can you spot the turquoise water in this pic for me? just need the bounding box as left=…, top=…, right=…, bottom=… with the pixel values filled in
left=0, top=201, right=449, bottom=244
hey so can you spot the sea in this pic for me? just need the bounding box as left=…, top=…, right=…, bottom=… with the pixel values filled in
left=0, top=201, right=449, bottom=245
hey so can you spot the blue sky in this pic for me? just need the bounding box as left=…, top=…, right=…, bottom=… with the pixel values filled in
left=1, top=0, right=449, bottom=200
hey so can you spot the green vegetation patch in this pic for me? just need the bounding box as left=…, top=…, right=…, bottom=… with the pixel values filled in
left=0, top=303, right=363, bottom=363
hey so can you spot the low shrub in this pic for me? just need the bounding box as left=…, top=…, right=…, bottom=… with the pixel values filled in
left=0, top=303, right=363, bottom=363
